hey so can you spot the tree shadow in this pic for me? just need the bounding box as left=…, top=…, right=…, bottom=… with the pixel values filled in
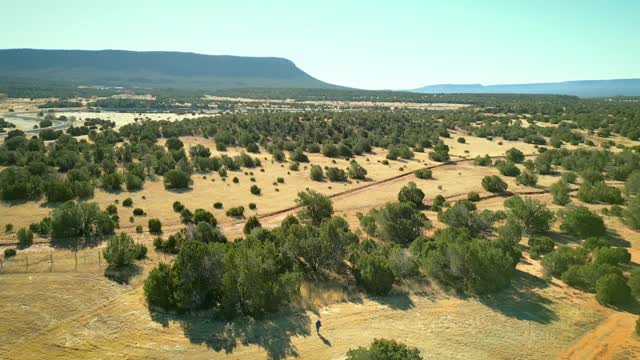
left=479, top=270, right=558, bottom=324
left=605, top=228, right=631, bottom=248
left=50, top=235, right=106, bottom=249
left=547, top=231, right=581, bottom=246
left=152, top=309, right=311, bottom=360
left=165, top=187, right=194, bottom=194
left=104, top=264, right=142, bottom=284
left=368, top=289, right=415, bottom=311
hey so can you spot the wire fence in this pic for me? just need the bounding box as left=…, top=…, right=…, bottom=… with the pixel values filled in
left=0, top=248, right=106, bottom=274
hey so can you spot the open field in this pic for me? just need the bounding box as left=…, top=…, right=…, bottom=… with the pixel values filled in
left=2, top=98, right=640, bottom=359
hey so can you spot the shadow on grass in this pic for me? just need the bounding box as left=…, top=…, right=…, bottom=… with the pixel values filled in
left=605, top=228, right=631, bottom=248
left=104, top=264, right=142, bottom=284
left=368, top=290, right=415, bottom=311
left=479, top=270, right=558, bottom=324
left=151, top=310, right=311, bottom=360
left=547, top=231, right=581, bottom=246
left=50, top=235, right=106, bottom=250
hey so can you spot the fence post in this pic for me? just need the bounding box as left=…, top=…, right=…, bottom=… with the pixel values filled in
left=98, top=251, right=101, bottom=267
left=50, top=253, right=53, bottom=272
left=26, top=256, right=29, bottom=272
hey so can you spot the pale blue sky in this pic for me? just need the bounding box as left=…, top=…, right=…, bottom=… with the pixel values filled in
left=1, top=0, right=638, bottom=89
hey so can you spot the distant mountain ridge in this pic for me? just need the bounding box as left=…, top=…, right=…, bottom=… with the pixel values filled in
left=0, top=49, right=338, bottom=90
left=413, top=79, right=640, bottom=97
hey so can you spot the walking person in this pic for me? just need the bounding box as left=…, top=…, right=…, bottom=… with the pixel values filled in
left=315, top=318, right=322, bottom=334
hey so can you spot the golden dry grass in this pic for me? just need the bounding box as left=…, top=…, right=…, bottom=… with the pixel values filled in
left=1, top=129, right=640, bottom=359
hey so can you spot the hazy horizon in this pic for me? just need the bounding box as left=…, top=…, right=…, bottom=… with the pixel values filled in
left=2, top=0, right=639, bottom=90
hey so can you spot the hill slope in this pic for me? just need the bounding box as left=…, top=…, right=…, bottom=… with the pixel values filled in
left=413, top=79, right=640, bottom=97
left=0, top=49, right=338, bottom=90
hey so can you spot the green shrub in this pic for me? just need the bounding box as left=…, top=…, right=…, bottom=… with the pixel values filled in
left=17, top=228, right=33, bottom=248
left=516, top=170, right=538, bottom=187
left=226, top=206, right=245, bottom=218
left=5, top=223, right=13, bottom=233
left=577, top=181, right=623, bottom=204
left=482, top=175, right=508, bottom=193
left=415, top=168, right=433, bottom=179
left=346, top=338, right=423, bottom=360
left=467, top=191, right=480, bottom=202
left=4, top=248, right=16, bottom=257
left=310, top=165, right=324, bottom=181
left=213, top=202, right=223, bottom=209
left=397, top=182, right=425, bottom=207
left=133, top=208, right=145, bottom=216
left=172, top=201, right=185, bottom=212
left=134, top=243, right=148, bottom=260
left=103, top=233, right=137, bottom=268
left=250, top=184, right=261, bottom=195
left=148, top=218, right=162, bottom=233
left=528, top=236, right=555, bottom=259
left=550, top=180, right=571, bottom=205
left=122, top=198, right=133, bottom=207
left=243, top=216, right=262, bottom=235
left=596, top=273, right=631, bottom=306
left=354, top=254, right=395, bottom=295
left=326, top=167, right=347, bottom=182
left=559, top=206, right=606, bottom=238
left=136, top=225, right=143, bottom=233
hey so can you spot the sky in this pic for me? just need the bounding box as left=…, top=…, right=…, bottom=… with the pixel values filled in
left=1, top=0, right=639, bottom=89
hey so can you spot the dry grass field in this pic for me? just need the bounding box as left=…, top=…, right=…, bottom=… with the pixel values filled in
left=2, top=109, right=640, bottom=359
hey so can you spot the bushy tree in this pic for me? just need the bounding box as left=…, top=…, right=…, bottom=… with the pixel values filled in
left=422, top=230, right=518, bottom=293
left=326, top=167, right=347, bottom=182
left=624, top=170, right=640, bottom=196
left=528, top=236, right=555, bottom=259
left=506, top=147, right=525, bottom=163
left=348, top=160, right=368, bottom=180
left=504, top=196, right=553, bottom=235
left=296, top=190, right=334, bottom=226
left=596, top=273, right=631, bottom=306
left=541, top=246, right=589, bottom=277
left=346, top=339, right=422, bottom=360
left=577, top=182, right=623, bottom=204
left=593, top=247, right=631, bottom=266
left=144, top=262, right=176, bottom=310
left=163, top=169, right=191, bottom=189
left=50, top=201, right=109, bottom=239
left=397, top=182, right=424, bottom=207
left=310, top=165, right=324, bottom=181
left=17, top=228, right=33, bottom=248
left=353, top=254, right=395, bottom=295
left=415, top=168, right=432, bottom=179
left=550, top=179, right=571, bottom=205
left=243, top=216, right=262, bottom=235
left=185, top=208, right=211, bottom=228
left=192, top=222, right=227, bottom=243
left=103, top=233, right=137, bottom=268
left=148, top=218, right=162, bottom=233
left=367, top=202, right=430, bottom=245
left=482, top=175, right=508, bottom=193
left=623, top=196, right=640, bottom=230
left=561, top=263, right=621, bottom=292
left=285, top=216, right=356, bottom=273
left=428, top=143, right=449, bottom=162
left=438, top=202, right=490, bottom=236
left=559, top=206, right=606, bottom=238
left=497, top=161, right=521, bottom=177
left=516, top=170, right=538, bottom=187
